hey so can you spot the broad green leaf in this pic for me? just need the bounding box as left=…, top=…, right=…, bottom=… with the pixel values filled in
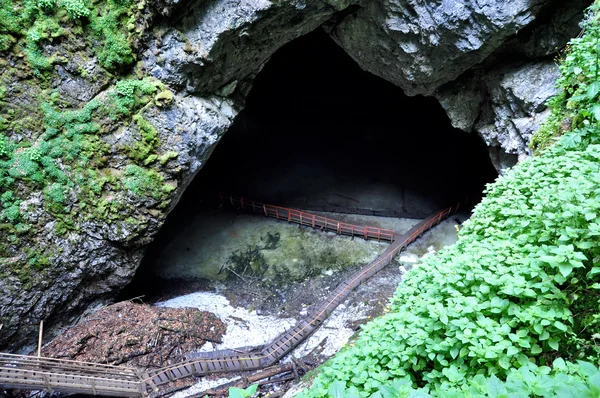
left=592, top=104, right=600, bottom=121
left=450, top=347, right=459, bottom=359
left=498, top=356, right=511, bottom=370
left=587, top=81, right=600, bottom=99
left=585, top=212, right=597, bottom=221
left=553, top=357, right=566, bottom=371
left=577, top=360, right=599, bottom=378
left=328, top=381, right=347, bottom=398
left=506, top=346, right=519, bottom=356
left=589, top=267, right=600, bottom=277
left=487, top=374, right=507, bottom=397
left=558, top=263, right=573, bottom=278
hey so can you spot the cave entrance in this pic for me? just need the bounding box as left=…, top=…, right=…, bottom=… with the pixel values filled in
left=120, top=28, right=497, bottom=303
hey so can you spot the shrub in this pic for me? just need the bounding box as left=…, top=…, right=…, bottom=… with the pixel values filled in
left=302, top=133, right=600, bottom=398
left=531, top=1, right=600, bottom=152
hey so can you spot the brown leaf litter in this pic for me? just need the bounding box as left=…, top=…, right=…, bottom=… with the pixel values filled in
left=42, top=301, right=226, bottom=370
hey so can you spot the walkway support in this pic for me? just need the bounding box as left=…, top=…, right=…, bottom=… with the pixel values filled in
left=0, top=193, right=460, bottom=396
left=143, top=194, right=460, bottom=387
left=0, top=353, right=145, bottom=397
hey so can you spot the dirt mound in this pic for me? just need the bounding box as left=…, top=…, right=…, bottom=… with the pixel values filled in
left=43, top=301, right=226, bottom=369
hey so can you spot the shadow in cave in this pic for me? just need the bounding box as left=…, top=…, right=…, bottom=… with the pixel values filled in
left=119, top=28, right=497, bottom=301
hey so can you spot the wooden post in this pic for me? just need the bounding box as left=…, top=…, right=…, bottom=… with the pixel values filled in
left=38, top=320, right=43, bottom=357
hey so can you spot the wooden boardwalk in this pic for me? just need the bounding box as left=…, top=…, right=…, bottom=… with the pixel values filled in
left=0, top=353, right=145, bottom=396
left=0, top=194, right=459, bottom=396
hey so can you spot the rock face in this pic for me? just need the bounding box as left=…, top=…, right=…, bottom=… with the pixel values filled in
left=329, top=0, right=550, bottom=96
left=0, top=0, right=589, bottom=352
left=144, top=0, right=353, bottom=94
left=432, top=0, right=588, bottom=170
left=0, top=89, right=236, bottom=353
left=436, top=61, right=561, bottom=170
left=478, top=61, right=561, bottom=170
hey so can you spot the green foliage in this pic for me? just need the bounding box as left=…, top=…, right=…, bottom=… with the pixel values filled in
left=60, top=0, right=90, bottom=19
left=0, top=76, right=169, bottom=234
left=303, top=134, right=600, bottom=396
left=228, top=384, right=258, bottom=398
left=88, top=0, right=138, bottom=70
left=531, top=1, right=600, bottom=152
left=43, top=182, right=67, bottom=213
left=302, top=3, right=600, bottom=396
left=37, top=0, right=56, bottom=10
left=0, top=190, right=21, bottom=223
left=159, top=150, right=178, bottom=165
left=127, top=114, right=158, bottom=162
left=0, top=134, right=7, bottom=157
left=112, top=78, right=159, bottom=116
left=306, top=361, right=600, bottom=397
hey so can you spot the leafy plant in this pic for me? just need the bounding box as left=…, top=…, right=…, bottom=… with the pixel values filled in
left=0, top=134, right=7, bottom=157
left=228, top=384, right=258, bottom=398
left=531, top=1, right=600, bottom=152
left=60, top=0, right=90, bottom=19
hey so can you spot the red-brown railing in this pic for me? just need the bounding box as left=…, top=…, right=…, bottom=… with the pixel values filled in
left=219, top=193, right=396, bottom=242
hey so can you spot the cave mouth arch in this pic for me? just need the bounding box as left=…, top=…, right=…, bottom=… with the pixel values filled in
left=119, top=28, right=497, bottom=301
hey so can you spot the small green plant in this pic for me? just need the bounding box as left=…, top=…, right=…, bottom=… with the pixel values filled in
left=0, top=134, right=7, bottom=157
left=228, top=384, right=258, bottom=398
left=531, top=1, right=600, bottom=152
left=37, top=0, right=56, bottom=10
left=306, top=361, right=600, bottom=397
left=111, top=78, right=159, bottom=116
left=60, top=0, right=90, bottom=19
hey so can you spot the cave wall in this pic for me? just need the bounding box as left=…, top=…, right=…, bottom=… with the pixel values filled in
left=146, top=0, right=590, bottom=170
left=0, top=0, right=590, bottom=352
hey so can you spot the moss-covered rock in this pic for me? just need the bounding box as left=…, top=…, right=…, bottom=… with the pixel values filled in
left=0, top=0, right=239, bottom=351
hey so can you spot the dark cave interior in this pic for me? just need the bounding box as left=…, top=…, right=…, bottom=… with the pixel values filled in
left=119, top=28, right=497, bottom=300
left=194, top=28, right=497, bottom=216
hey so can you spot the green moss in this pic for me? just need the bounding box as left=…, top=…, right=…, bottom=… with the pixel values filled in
left=88, top=0, right=140, bottom=71
left=126, top=113, right=159, bottom=162
left=0, top=134, right=7, bottom=157
left=0, top=0, right=170, bottom=294
left=123, top=164, right=173, bottom=201
left=154, top=89, right=174, bottom=107
left=1, top=0, right=146, bottom=73
left=43, top=182, right=67, bottom=214
left=159, top=151, right=178, bottom=165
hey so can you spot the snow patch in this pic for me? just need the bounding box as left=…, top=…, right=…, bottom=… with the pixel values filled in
left=290, top=302, right=370, bottom=358
left=171, top=376, right=240, bottom=398
left=155, top=292, right=296, bottom=350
